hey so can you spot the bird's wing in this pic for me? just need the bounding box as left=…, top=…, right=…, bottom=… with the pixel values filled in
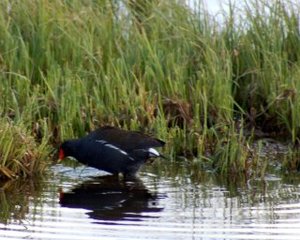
left=88, top=126, right=165, bottom=151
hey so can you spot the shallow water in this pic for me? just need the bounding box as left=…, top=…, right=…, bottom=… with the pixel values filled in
left=1, top=162, right=300, bottom=240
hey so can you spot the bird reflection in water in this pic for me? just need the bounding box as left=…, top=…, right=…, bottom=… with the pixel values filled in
left=59, top=175, right=164, bottom=222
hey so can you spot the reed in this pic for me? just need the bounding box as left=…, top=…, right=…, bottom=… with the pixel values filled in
left=0, top=119, right=50, bottom=179
left=0, top=0, right=299, bottom=178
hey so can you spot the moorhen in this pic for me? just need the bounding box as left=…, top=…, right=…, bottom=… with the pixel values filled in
left=59, top=126, right=165, bottom=177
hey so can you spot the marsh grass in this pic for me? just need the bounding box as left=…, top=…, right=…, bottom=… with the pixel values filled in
left=0, top=0, right=300, bottom=178
left=0, top=119, right=50, bottom=179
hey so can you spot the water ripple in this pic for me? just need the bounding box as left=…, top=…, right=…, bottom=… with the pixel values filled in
left=1, top=166, right=300, bottom=239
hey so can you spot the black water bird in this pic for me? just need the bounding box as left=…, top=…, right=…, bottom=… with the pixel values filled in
left=59, top=126, right=165, bottom=177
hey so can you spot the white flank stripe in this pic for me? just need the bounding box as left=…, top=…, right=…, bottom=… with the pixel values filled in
left=95, top=140, right=134, bottom=161
left=104, top=143, right=129, bottom=156
left=148, top=148, right=160, bottom=157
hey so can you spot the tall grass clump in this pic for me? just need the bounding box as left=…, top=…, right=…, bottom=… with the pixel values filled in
left=229, top=1, right=300, bottom=140
left=0, top=119, right=49, bottom=179
left=0, top=0, right=300, bottom=178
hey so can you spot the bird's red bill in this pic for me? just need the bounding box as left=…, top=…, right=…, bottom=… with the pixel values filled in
left=59, top=148, right=65, bottom=160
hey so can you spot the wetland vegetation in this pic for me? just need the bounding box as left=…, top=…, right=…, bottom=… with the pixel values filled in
left=0, top=0, right=300, bottom=179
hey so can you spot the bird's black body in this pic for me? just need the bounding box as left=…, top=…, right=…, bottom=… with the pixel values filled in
left=59, top=126, right=165, bottom=176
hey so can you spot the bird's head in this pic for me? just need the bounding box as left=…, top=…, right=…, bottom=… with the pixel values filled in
left=58, top=141, right=74, bottom=161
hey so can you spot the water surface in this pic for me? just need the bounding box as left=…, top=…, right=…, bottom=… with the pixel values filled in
left=1, top=162, right=300, bottom=239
